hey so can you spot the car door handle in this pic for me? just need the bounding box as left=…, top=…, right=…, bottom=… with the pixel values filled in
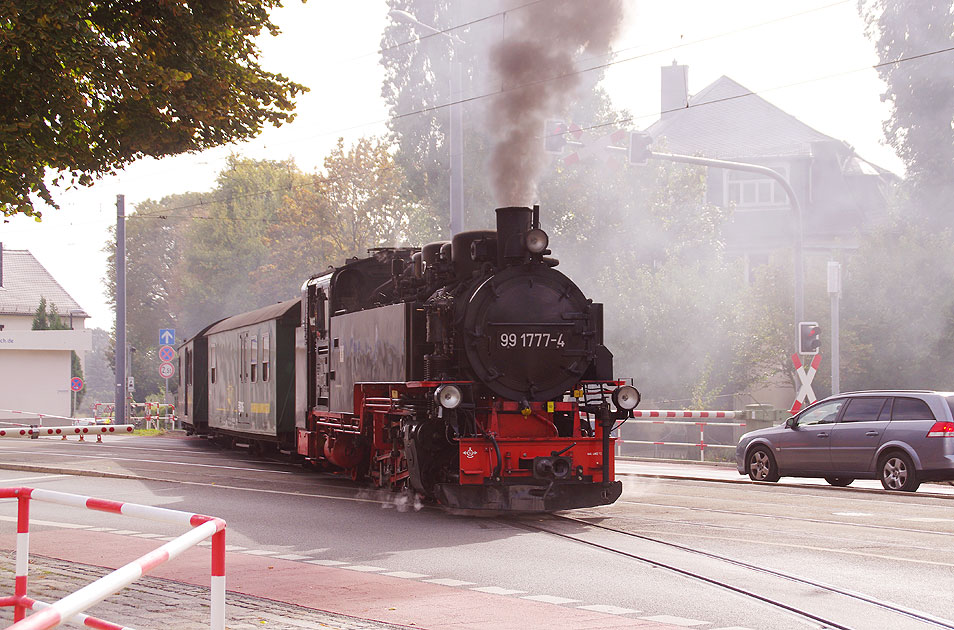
left=817, top=432, right=829, bottom=438
left=866, top=431, right=880, bottom=437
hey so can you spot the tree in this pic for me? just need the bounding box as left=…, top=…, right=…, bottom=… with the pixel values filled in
left=259, top=136, right=425, bottom=289
left=859, top=0, right=954, bottom=226
left=0, top=0, right=307, bottom=219
left=32, top=297, right=85, bottom=410
left=177, top=156, right=306, bottom=336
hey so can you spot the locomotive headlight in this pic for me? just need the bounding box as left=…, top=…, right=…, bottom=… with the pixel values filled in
left=525, top=228, right=549, bottom=254
left=434, top=384, right=462, bottom=409
left=612, top=385, right=640, bottom=411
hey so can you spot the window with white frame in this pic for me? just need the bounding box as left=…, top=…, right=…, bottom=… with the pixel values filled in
left=250, top=335, right=258, bottom=383
left=724, top=166, right=789, bottom=208
left=262, top=334, right=270, bottom=382
left=210, top=344, right=217, bottom=384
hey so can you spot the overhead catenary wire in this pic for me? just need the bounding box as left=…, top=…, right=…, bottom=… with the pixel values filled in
left=77, top=0, right=868, bottom=199
left=123, top=41, right=953, bottom=222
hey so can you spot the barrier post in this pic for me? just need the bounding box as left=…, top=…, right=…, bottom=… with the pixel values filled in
left=211, top=529, right=225, bottom=630
left=14, top=491, right=30, bottom=622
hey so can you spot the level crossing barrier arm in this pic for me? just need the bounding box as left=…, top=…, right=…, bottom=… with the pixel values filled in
left=0, top=487, right=226, bottom=630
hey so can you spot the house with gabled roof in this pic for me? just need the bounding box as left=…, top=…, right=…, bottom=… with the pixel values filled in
left=0, top=244, right=92, bottom=422
left=647, top=62, right=897, bottom=278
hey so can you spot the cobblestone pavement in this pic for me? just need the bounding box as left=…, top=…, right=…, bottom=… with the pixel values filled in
left=0, top=552, right=410, bottom=630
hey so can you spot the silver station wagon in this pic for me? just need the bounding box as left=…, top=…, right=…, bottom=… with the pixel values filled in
left=736, top=390, right=954, bottom=492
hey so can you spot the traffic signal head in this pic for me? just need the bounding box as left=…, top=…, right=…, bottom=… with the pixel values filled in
left=798, top=321, right=821, bottom=355
left=629, top=131, right=653, bottom=164
left=543, top=119, right=567, bottom=154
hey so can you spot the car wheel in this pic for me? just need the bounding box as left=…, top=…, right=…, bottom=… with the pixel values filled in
left=747, top=446, right=779, bottom=482
left=879, top=451, right=920, bottom=492
left=824, top=476, right=854, bottom=487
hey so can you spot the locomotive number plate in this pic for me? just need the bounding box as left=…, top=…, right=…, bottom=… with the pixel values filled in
left=498, top=331, right=566, bottom=348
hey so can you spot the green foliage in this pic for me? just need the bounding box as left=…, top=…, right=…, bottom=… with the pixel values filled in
left=258, top=137, right=424, bottom=291
left=0, top=0, right=307, bottom=219
left=841, top=219, right=954, bottom=388
left=859, top=0, right=954, bottom=225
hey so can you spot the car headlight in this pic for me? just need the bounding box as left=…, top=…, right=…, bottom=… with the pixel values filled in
left=434, top=384, right=462, bottom=409
left=612, top=385, right=640, bottom=411
left=525, top=228, right=549, bottom=254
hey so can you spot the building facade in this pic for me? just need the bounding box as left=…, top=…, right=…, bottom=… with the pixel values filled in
left=0, top=244, right=92, bottom=423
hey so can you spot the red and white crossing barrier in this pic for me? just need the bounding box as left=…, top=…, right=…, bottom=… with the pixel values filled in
left=632, top=410, right=739, bottom=419
left=0, top=487, right=226, bottom=630
left=618, top=413, right=746, bottom=461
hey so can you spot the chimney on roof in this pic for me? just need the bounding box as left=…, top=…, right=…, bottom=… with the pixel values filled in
left=661, top=60, right=689, bottom=119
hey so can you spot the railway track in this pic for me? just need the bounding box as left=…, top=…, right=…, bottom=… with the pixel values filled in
left=511, top=513, right=954, bottom=630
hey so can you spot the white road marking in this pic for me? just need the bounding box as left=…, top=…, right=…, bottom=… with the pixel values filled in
left=471, top=586, right=526, bottom=595
left=300, top=547, right=330, bottom=555
left=108, top=530, right=140, bottom=536
left=0, top=447, right=296, bottom=475
left=0, top=515, right=89, bottom=529
left=711, top=627, right=756, bottom=630
left=901, top=517, right=951, bottom=523
left=224, top=545, right=247, bottom=552
left=833, top=512, right=873, bottom=517
left=305, top=559, right=348, bottom=566
left=521, top=595, right=580, bottom=604
left=424, top=578, right=476, bottom=587
left=640, top=615, right=709, bottom=626
left=577, top=604, right=641, bottom=615
left=382, top=571, right=430, bottom=579
left=273, top=553, right=312, bottom=560
left=85, top=527, right=116, bottom=532
left=0, top=474, right=68, bottom=483
left=241, top=549, right=275, bottom=555
left=343, top=565, right=386, bottom=572
left=132, top=533, right=163, bottom=538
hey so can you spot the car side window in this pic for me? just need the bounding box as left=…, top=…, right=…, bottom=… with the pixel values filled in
left=891, top=397, right=935, bottom=421
left=839, top=397, right=888, bottom=423
left=797, top=399, right=845, bottom=426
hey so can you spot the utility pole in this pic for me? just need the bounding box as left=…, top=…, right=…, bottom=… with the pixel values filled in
left=115, top=195, right=126, bottom=426
left=828, top=260, right=841, bottom=394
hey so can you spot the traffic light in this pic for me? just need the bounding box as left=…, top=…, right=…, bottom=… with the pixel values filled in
left=543, top=119, right=567, bottom=154
left=798, top=322, right=821, bottom=355
left=629, top=131, right=653, bottom=165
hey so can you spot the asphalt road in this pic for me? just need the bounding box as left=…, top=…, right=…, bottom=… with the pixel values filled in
left=0, top=433, right=951, bottom=630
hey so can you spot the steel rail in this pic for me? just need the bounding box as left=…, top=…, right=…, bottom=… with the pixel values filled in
left=538, top=514, right=954, bottom=630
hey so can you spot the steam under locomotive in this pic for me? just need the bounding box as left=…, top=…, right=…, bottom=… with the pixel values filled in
left=178, top=206, right=639, bottom=512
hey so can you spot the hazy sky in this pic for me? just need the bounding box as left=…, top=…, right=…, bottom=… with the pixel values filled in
left=1, top=0, right=899, bottom=331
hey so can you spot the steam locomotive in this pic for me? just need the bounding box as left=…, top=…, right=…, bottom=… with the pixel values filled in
left=178, top=206, right=638, bottom=512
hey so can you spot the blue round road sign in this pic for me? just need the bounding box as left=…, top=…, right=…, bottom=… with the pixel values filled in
left=70, top=377, right=84, bottom=392
left=159, top=345, right=176, bottom=363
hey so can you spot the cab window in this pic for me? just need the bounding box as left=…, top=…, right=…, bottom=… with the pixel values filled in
left=839, top=397, right=887, bottom=423
left=797, top=399, right=844, bottom=426
left=891, top=397, right=935, bottom=421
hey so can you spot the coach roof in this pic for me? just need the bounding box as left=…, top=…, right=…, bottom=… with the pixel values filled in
left=205, top=298, right=300, bottom=335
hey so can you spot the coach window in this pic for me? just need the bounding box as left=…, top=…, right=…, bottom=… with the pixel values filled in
left=250, top=335, right=258, bottom=383
left=262, top=334, right=270, bottom=382
left=210, top=344, right=217, bottom=384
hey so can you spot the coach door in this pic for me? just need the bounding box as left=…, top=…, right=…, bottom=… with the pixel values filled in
left=239, top=332, right=250, bottom=423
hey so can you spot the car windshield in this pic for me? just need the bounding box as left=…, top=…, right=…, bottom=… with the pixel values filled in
left=947, top=396, right=954, bottom=418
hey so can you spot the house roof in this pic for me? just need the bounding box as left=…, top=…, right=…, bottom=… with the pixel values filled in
left=647, top=75, right=844, bottom=159
left=0, top=247, right=88, bottom=318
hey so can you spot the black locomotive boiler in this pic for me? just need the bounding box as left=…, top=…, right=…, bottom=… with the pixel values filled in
left=179, top=206, right=638, bottom=512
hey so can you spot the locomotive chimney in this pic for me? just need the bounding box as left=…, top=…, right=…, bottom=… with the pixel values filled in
left=495, top=206, right=533, bottom=267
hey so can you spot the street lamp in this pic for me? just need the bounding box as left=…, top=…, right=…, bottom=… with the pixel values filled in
left=388, top=10, right=465, bottom=237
